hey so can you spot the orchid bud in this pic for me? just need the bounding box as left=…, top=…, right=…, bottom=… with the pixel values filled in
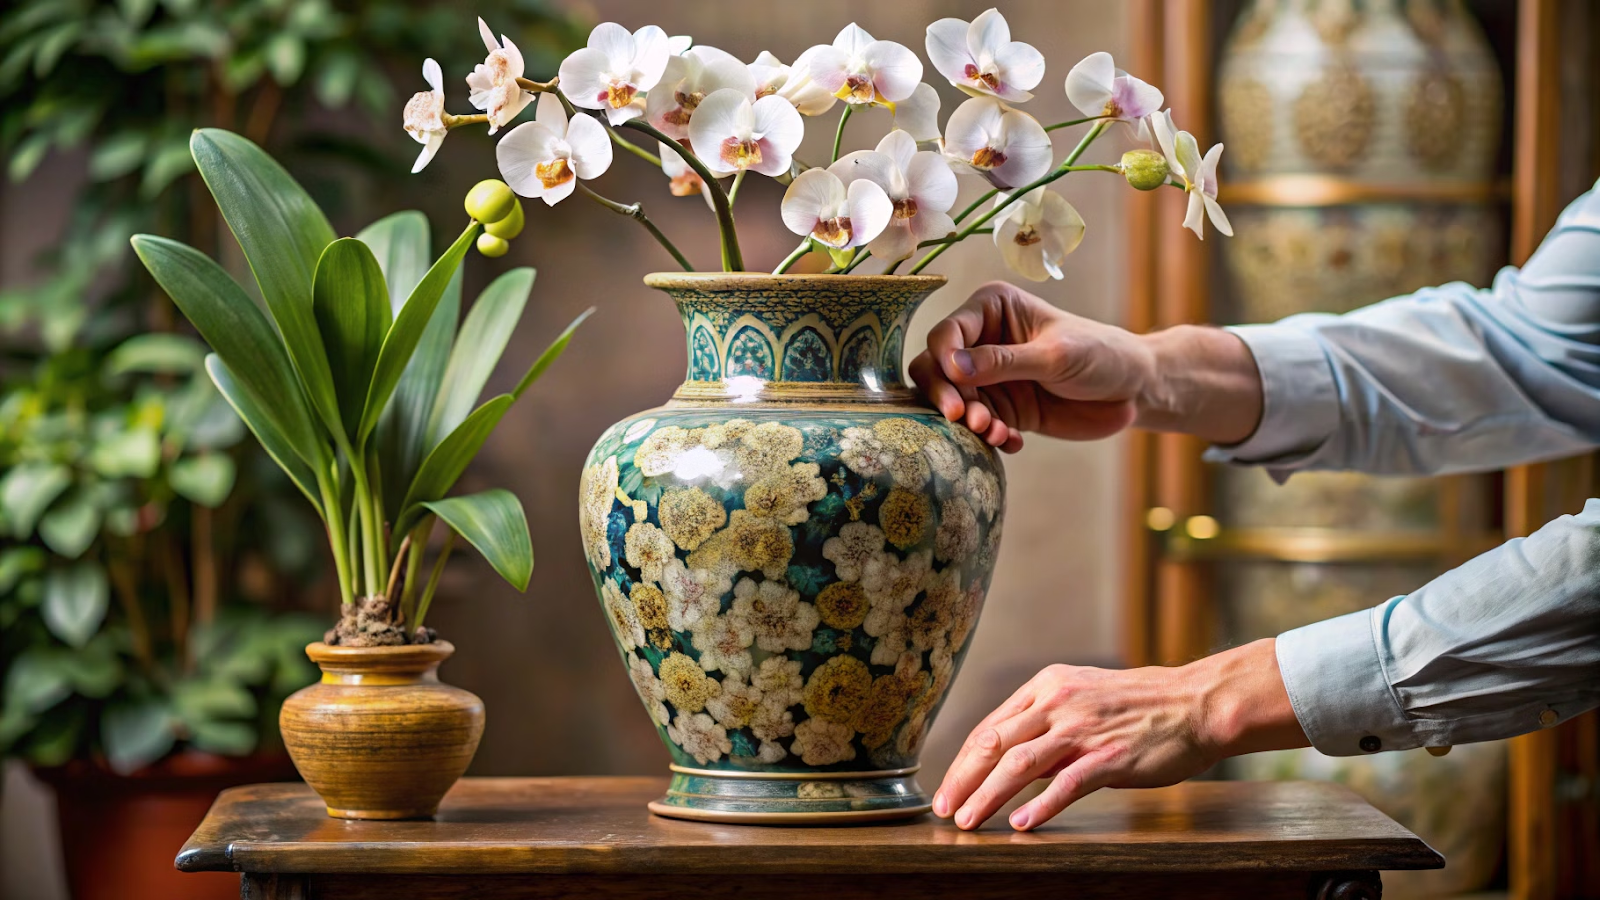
left=465, top=179, right=515, bottom=223
left=484, top=199, right=525, bottom=239
left=476, top=234, right=510, bottom=257
left=1119, top=149, right=1169, bottom=192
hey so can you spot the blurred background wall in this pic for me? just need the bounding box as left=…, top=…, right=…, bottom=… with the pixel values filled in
left=2, top=1, right=1130, bottom=896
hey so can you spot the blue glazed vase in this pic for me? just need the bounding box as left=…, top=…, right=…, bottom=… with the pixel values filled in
left=579, top=274, right=1004, bottom=824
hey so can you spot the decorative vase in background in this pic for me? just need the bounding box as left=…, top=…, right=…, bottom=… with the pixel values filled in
left=1214, top=2, right=1507, bottom=896
left=580, top=274, right=1004, bottom=824
left=278, top=641, right=484, bottom=819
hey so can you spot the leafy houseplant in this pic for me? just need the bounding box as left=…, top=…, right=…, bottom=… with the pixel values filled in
left=399, top=10, right=1233, bottom=823
left=133, top=126, right=583, bottom=817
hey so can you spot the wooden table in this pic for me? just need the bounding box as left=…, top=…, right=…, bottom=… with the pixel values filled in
left=178, top=776, right=1442, bottom=899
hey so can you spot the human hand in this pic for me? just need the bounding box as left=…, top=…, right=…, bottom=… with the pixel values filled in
left=908, top=281, right=1264, bottom=450
left=932, top=639, right=1308, bottom=831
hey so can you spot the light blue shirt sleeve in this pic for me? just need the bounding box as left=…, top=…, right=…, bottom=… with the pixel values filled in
left=1208, top=182, right=1600, bottom=756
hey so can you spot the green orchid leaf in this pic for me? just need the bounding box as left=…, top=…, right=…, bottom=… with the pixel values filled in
left=393, top=394, right=513, bottom=539
left=356, top=210, right=430, bottom=312
left=0, top=463, right=70, bottom=538
left=312, top=237, right=391, bottom=436
left=378, top=267, right=461, bottom=517
left=206, top=355, right=322, bottom=514
left=168, top=453, right=237, bottom=508
left=38, top=489, right=101, bottom=558
left=105, top=332, right=206, bottom=376
left=357, top=222, right=479, bottom=444
left=132, top=235, right=324, bottom=470
left=426, top=267, right=535, bottom=445
left=101, top=698, right=175, bottom=774
left=42, top=561, right=109, bottom=648
left=188, top=129, right=344, bottom=444
left=512, top=306, right=593, bottom=400
left=422, top=489, right=533, bottom=592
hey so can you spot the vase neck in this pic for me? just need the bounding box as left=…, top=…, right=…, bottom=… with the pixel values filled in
left=648, top=273, right=946, bottom=406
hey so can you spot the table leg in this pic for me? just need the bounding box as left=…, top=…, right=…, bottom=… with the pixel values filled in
left=1310, top=870, right=1383, bottom=900
left=241, top=873, right=310, bottom=900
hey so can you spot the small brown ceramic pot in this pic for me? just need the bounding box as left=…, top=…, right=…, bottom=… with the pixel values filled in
left=279, top=641, right=483, bottom=819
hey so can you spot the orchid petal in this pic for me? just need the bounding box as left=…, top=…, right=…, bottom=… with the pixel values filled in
left=588, top=22, right=637, bottom=69
left=669, top=34, right=693, bottom=55
left=422, top=58, right=443, bottom=93
left=1115, top=73, right=1164, bottom=120
left=1040, top=191, right=1086, bottom=254
left=992, top=43, right=1046, bottom=95
left=906, top=150, right=958, bottom=212
left=863, top=40, right=922, bottom=103
left=631, top=25, right=673, bottom=90
left=412, top=132, right=445, bottom=174
left=500, top=34, right=525, bottom=76
left=1202, top=193, right=1233, bottom=237
left=875, top=129, right=919, bottom=173
left=995, top=214, right=1048, bottom=282
left=559, top=47, right=613, bottom=110
left=1199, top=142, right=1224, bottom=197
left=845, top=178, right=893, bottom=247
left=868, top=222, right=917, bottom=261
left=605, top=99, right=646, bottom=125
left=781, top=168, right=846, bottom=238
left=750, top=94, right=803, bottom=154
left=1151, top=110, right=1182, bottom=173
left=830, top=149, right=899, bottom=196
left=696, top=46, right=759, bottom=100
left=942, top=95, right=1005, bottom=163
left=477, top=17, right=498, bottom=53
left=990, top=108, right=1052, bottom=188
left=535, top=90, right=567, bottom=133
left=497, top=121, right=567, bottom=198
left=909, top=207, right=957, bottom=244
left=1183, top=191, right=1205, bottom=238
left=833, top=23, right=876, bottom=56
left=925, top=18, right=973, bottom=87
left=891, top=82, right=942, bottom=142
left=1175, top=130, right=1203, bottom=184
left=806, top=44, right=850, bottom=94
left=542, top=174, right=577, bottom=206
left=566, top=113, right=613, bottom=179
left=1065, top=51, right=1115, bottom=117
left=687, top=88, right=751, bottom=175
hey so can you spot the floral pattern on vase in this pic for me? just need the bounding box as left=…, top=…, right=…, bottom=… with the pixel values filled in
left=581, top=274, right=1003, bottom=823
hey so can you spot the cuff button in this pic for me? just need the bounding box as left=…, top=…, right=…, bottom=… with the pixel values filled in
left=1359, top=735, right=1382, bottom=753
left=1538, top=708, right=1558, bottom=727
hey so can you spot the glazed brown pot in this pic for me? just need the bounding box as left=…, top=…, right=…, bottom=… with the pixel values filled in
left=279, top=641, right=483, bottom=819
left=33, top=751, right=298, bottom=900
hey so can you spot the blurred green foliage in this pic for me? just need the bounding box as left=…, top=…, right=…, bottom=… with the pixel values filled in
left=0, top=0, right=583, bottom=773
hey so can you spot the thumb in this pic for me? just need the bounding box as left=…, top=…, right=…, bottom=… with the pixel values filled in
left=946, top=340, right=1061, bottom=389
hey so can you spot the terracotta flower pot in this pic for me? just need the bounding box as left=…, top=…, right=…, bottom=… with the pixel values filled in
left=279, top=641, right=483, bottom=819
left=34, top=751, right=298, bottom=900
left=580, top=274, right=1004, bottom=824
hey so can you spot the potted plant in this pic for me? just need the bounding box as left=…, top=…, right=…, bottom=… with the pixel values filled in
left=133, top=126, right=586, bottom=820
left=409, top=10, right=1229, bottom=822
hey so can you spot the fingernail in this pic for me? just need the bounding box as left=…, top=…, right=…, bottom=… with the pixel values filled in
left=956, top=808, right=973, bottom=829
left=932, top=793, right=948, bottom=817
left=952, top=349, right=975, bottom=376
left=1010, top=809, right=1031, bottom=830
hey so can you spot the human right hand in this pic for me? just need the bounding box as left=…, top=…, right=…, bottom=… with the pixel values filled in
left=907, top=281, right=1264, bottom=450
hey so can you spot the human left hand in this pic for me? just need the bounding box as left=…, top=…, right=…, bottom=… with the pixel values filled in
left=932, top=638, right=1309, bottom=831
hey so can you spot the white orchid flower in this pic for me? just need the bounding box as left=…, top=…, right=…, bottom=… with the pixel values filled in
left=558, top=22, right=673, bottom=126
left=687, top=88, right=803, bottom=177
left=660, top=140, right=712, bottom=208
left=646, top=46, right=756, bottom=140
left=755, top=46, right=839, bottom=116
left=806, top=23, right=923, bottom=108
left=1151, top=110, right=1232, bottom=239
left=466, top=18, right=531, bottom=134
left=669, top=35, right=693, bottom=55
left=925, top=8, right=1045, bottom=103
left=941, top=96, right=1052, bottom=189
left=781, top=168, right=893, bottom=250
left=403, top=58, right=448, bottom=173
left=831, top=130, right=956, bottom=262
left=1065, top=52, right=1164, bottom=139
left=890, top=83, right=942, bottom=142
left=991, top=188, right=1085, bottom=281
left=497, top=93, right=613, bottom=206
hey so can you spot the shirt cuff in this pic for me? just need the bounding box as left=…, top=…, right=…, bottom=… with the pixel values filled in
left=1204, top=323, right=1341, bottom=472
left=1276, top=604, right=1424, bottom=757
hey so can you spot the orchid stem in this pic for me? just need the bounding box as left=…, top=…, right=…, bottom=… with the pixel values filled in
left=578, top=183, right=695, bottom=271
left=413, top=531, right=456, bottom=632
left=909, top=122, right=1107, bottom=275
left=831, top=105, right=854, bottom=163
left=773, top=239, right=814, bottom=275
left=953, top=188, right=999, bottom=224
left=623, top=119, right=742, bottom=271
left=443, top=113, right=488, bottom=129
left=1044, top=113, right=1114, bottom=133
left=728, top=169, right=748, bottom=207
left=514, top=76, right=559, bottom=93
left=840, top=228, right=997, bottom=276
left=608, top=129, right=662, bottom=167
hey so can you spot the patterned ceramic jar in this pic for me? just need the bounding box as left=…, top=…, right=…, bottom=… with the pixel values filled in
left=579, top=274, right=1003, bottom=824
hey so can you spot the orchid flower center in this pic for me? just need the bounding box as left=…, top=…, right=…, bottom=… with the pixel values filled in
left=663, top=89, right=705, bottom=126
left=892, top=197, right=919, bottom=220
left=604, top=81, right=638, bottom=110
left=536, top=157, right=575, bottom=189
left=837, top=74, right=876, bottom=103
left=971, top=146, right=1008, bottom=169
left=1013, top=226, right=1042, bottom=247
left=668, top=170, right=704, bottom=197
left=404, top=92, right=444, bottom=136
left=487, top=49, right=514, bottom=80
left=720, top=137, right=763, bottom=169
left=963, top=63, right=1000, bottom=91
left=1102, top=98, right=1124, bottom=118
left=812, top=216, right=853, bottom=246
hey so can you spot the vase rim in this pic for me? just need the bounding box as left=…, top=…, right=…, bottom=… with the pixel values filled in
left=305, top=640, right=454, bottom=669
left=644, top=272, right=947, bottom=291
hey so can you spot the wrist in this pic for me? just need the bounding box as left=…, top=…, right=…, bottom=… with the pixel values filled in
left=1184, top=639, right=1309, bottom=762
left=1132, top=325, right=1264, bottom=445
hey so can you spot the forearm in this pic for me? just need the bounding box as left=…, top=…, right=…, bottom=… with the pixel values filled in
left=1133, top=324, right=1264, bottom=445
left=1184, top=638, right=1309, bottom=760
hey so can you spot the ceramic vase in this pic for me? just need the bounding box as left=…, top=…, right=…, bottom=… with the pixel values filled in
left=580, top=274, right=1004, bottom=824
left=279, top=641, right=484, bottom=819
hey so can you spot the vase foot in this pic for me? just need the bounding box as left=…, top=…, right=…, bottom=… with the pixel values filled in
left=646, top=765, right=932, bottom=825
